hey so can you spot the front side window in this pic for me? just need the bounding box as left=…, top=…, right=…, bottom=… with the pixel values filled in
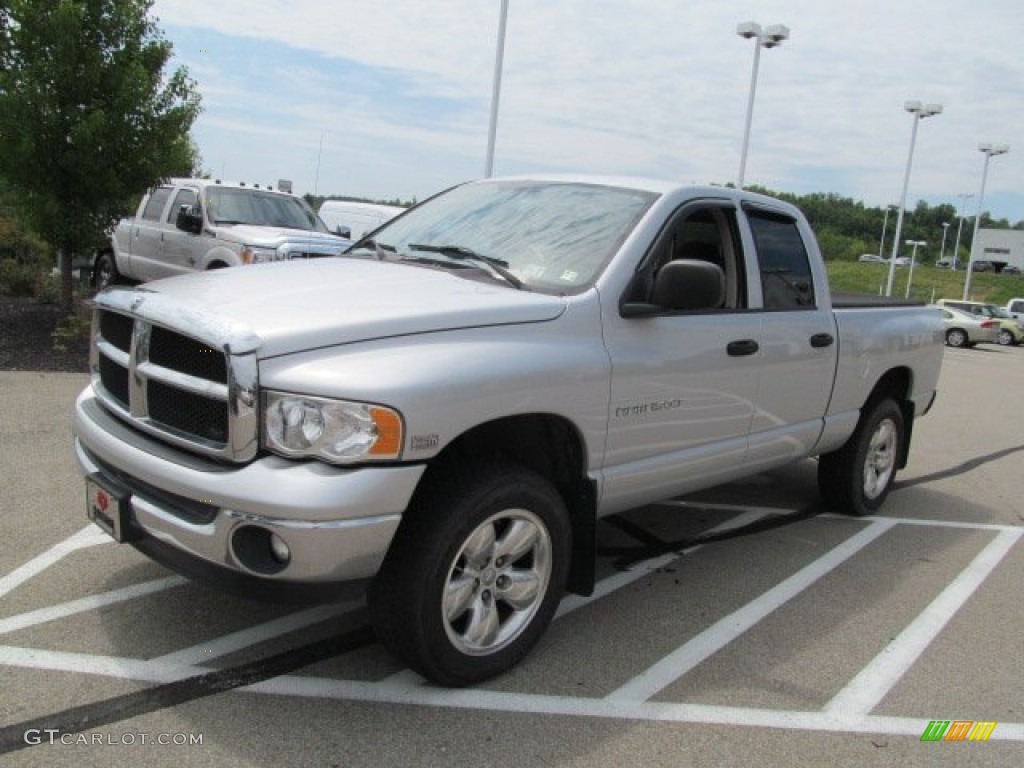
left=627, top=204, right=746, bottom=310
left=169, top=188, right=198, bottom=218
left=748, top=211, right=815, bottom=310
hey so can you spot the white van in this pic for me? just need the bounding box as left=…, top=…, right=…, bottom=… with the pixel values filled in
left=1006, top=297, right=1024, bottom=320
left=318, top=200, right=406, bottom=241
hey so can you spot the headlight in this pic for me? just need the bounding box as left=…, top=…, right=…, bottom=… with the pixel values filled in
left=263, top=391, right=403, bottom=463
left=241, top=246, right=280, bottom=264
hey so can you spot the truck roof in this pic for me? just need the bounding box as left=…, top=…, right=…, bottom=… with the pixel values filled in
left=167, top=177, right=297, bottom=196
left=489, top=173, right=801, bottom=214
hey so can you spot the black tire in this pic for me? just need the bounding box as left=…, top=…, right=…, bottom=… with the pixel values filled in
left=368, top=462, right=571, bottom=686
left=997, top=329, right=1013, bottom=346
left=818, top=398, right=904, bottom=517
left=93, top=251, right=119, bottom=290
left=945, top=328, right=967, bottom=348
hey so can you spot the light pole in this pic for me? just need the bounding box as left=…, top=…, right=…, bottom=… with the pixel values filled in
left=938, top=222, right=949, bottom=264
left=736, top=21, right=789, bottom=188
left=313, top=130, right=325, bottom=196
left=952, top=193, right=973, bottom=269
left=484, top=0, right=510, bottom=178
left=885, top=101, right=942, bottom=296
left=878, top=204, right=896, bottom=259
left=962, top=143, right=1010, bottom=300
left=904, top=239, right=926, bottom=298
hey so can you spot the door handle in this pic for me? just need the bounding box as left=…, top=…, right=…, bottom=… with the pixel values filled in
left=726, top=339, right=759, bottom=356
left=810, top=333, right=835, bottom=348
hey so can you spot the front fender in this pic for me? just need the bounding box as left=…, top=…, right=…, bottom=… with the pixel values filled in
left=257, top=302, right=611, bottom=472
left=199, top=244, right=243, bottom=269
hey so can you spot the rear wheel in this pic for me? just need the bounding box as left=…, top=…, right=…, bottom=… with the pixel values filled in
left=368, top=462, right=571, bottom=686
left=945, top=328, right=967, bottom=347
left=818, top=398, right=904, bottom=517
left=997, top=329, right=1013, bottom=346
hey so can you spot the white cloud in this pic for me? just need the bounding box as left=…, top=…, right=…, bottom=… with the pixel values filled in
left=153, top=0, right=1024, bottom=222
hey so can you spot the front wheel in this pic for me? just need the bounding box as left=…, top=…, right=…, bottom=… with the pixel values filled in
left=368, top=462, right=571, bottom=686
left=997, top=329, right=1013, bottom=346
left=945, top=328, right=968, bottom=347
left=818, top=398, right=904, bottom=517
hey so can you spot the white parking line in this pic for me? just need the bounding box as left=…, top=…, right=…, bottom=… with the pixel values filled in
left=0, top=576, right=187, bottom=636
left=1, top=513, right=1021, bottom=742
left=0, top=525, right=110, bottom=599
left=557, top=508, right=774, bottom=619
left=152, top=603, right=357, bottom=665
left=825, top=526, right=1023, bottom=716
left=605, top=519, right=896, bottom=702
left=240, top=675, right=1024, bottom=741
left=0, top=644, right=191, bottom=684
left=2, top=642, right=1021, bottom=741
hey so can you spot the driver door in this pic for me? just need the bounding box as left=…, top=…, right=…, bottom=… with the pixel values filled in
left=600, top=200, right=763, bottom=512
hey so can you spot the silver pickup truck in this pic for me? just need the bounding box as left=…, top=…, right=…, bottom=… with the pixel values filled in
left=73, top=175, right=944, bottom=686
left=93, top=178, right=349, bottom=288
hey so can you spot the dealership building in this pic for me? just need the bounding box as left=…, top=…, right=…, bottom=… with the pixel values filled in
left=974, top=228, right=1024, bottom=270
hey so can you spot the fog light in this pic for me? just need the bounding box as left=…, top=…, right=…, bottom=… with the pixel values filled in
left=231, top=525, right=290, bottom=575
left=270, top=533, right=291, bottom=564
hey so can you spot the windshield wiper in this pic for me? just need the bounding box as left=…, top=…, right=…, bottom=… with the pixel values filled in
left=347, top=238, right=397, bottom=260
left=407, top=243, right=524, bottom=289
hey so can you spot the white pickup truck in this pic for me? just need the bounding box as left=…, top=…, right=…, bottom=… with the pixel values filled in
left=73, top=175, right=945, bottom=686
left=92, top=178, right=349, bottom=288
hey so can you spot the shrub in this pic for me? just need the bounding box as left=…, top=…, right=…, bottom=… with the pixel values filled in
left=0, top=258, right=40, bottom=296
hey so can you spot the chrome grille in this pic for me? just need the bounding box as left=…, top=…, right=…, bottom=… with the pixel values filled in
left=97, top=355, right=130, bottom=409
left=90, top=289, right=260, bottom=462
left=147, top=378, right=229, bottom=443
left=149, top=326, right=228, bottom=383
left=285, top=250, right=336, bottom=260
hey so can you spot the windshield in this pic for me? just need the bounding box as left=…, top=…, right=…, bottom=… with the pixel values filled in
left=354, top=180, right=657, bottom=293
left=206, top=187, right=329, bottom=233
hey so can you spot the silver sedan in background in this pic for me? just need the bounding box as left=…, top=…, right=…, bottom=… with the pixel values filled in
left=935, top=305, right=1000, bottom=348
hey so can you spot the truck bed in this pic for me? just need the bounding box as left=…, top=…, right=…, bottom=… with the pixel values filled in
left=831, top=291, right=925, bottom=309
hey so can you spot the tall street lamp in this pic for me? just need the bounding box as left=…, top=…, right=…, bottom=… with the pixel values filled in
left=736, top=21, right=789, bottom=188
left=904, top=239, right=926, bottom=298
left=952, top=192, right=974, bottom=270
left=938, top=222, right=949, bottom=264
left=878, top=204, right=896, bottom=259
left=962, top=143, right=1010, bottom=299
left=885, top=101, right=942, bottom=296
left=484, top=0, right=510, bottom=178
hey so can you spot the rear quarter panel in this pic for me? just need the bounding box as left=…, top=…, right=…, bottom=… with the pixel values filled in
left=817, top=304, right=944, bottom=454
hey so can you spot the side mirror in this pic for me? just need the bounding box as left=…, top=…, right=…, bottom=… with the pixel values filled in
left=335, top=225, right=351, bottom=238
left=175, top=205, right=202, bottom=234
left=621, top=259, right=725, bottom=317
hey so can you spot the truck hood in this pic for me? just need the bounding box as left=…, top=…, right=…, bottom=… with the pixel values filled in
left=213, top=224, right=345, bottom=248
left=127, top=258, right=567, bottom=358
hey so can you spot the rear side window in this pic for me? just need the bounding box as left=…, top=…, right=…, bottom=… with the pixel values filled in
left=141, top=187, right=173, bottom=221
left=748, top=211, right=815, bottom=310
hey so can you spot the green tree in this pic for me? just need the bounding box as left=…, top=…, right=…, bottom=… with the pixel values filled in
left=0, top=0, right=201, bottom=312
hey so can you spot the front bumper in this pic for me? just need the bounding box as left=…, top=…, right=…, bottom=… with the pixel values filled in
left=73, top=388, right=425, bottom=592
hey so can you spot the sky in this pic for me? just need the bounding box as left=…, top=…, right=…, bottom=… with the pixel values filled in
left=151, top=0, right=1024, bottom=226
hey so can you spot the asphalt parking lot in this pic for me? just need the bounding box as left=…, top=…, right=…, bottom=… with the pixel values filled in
left=1, top=346, right=1022, bottom=767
